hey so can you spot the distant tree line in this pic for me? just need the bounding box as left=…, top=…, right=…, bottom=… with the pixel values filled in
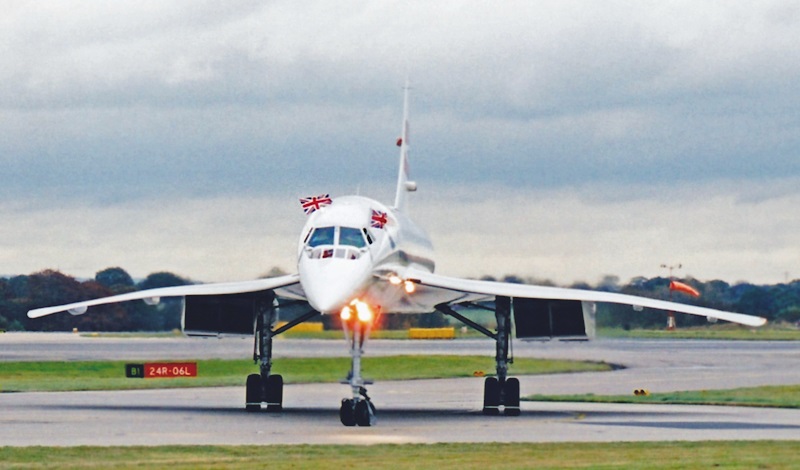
left=481, top=274, right=800, bottom=329
left=1, top=269, right=798, bottom=332
left=0, top=268, right=188, bottom=332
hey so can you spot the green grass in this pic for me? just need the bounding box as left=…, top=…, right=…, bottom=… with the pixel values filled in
left=83, top=329, right=488, bottom=340
left=525, top=384, right=800, bottom=408
left=277, top=329, right=488, bottom=339
left=598, top=323, right=800, bottom=341
left=81, top=330, right=387, bottom=340
left=0, top=441, right=798, bottom=469
left=280, top=329, right=416, bottom=339
left=80, top=331, right=185, bottom=339
left=0, top=356, right=611, bottom=393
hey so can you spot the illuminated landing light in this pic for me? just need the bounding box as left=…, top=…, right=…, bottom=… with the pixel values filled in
left=342, top=299, right=374, bottom=323
left=340, top=306, right=353, bottom=321
left=388, top=274, right=416, bottom=294
left=354, top=300, right=373, bottom=323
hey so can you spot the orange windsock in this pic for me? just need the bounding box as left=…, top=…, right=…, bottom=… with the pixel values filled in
left=669, top=280, right=700, bottom=297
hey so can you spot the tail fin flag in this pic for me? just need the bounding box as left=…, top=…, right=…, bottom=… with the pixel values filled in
left=393, top=79, right=416, bottom=212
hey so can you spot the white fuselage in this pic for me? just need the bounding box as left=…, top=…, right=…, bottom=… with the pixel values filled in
left=297, top=195, right=434, bottom=315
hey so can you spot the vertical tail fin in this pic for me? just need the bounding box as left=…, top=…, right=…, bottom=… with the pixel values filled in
left=394, top=79, right=416, bottom=211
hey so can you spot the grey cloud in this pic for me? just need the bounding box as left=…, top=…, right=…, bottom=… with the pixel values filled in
left=1, top=2, right=798, bottom=216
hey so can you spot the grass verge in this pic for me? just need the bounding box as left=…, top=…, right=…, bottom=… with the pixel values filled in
left=0, top=441, right=798, bottom=469
left=82, top=330, right=486, bottom=340
left=0, top=355, right=611, bottom=393
left=525, top=384, right=800, bottom=408
left=598, top=323, right=800, bottom=341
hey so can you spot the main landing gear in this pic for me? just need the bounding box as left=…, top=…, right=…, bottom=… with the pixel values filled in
left=247, top=295, right=519, bottom=424
left=246, top=296, right=319, bottom=413
left=437, top=296, right=520, bottom=416
left=338, top=301, right=377, bottom=426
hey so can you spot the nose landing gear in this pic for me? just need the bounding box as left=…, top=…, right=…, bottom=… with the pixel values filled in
left=339, top=303, right=376, bottom=426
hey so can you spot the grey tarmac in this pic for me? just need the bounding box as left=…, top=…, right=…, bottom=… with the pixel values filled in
left=1, top=333, right=798, bottom=446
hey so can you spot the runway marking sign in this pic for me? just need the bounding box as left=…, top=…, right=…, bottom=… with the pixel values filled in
left=125, top=362, right=197, bottom=378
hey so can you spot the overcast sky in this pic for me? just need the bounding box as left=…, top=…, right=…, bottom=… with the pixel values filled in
left=2, top=1, right=799, bottom=285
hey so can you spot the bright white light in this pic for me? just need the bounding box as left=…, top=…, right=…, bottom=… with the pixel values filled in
left=389, top=275, right=402, bottom=285
left=355, top=301, right=373, bottom=323
left=340, top=306, right=352, bottom=321
left=403, top=280, right=416, bottom=294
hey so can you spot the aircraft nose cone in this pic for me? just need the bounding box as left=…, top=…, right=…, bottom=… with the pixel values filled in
left=299, top=257, right=372, bottom=314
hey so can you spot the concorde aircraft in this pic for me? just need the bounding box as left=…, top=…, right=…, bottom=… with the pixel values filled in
left=28, top=83, right=767, bottom=427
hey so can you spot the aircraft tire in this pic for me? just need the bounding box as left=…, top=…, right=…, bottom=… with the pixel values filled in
left=355, top=399, right=373, bottom=427
left=482, top=376, right=501, bottom=415
left=265, top=374, right=283, bottom=412
left=503, top=377, right=521, bottom=416
left=340, top=399, right=356, bottom=426
left=245, top=374, right=263, bottom=412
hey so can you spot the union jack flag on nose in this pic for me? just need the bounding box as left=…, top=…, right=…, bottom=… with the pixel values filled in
left=371, top=209, right=388, bottom=229
left=300, top=194, right=332, bottom=214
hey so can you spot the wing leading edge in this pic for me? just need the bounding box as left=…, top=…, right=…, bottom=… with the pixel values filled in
left=406, top=269, right=767, bottom=328
left=26, top=274, right=303, bottom=319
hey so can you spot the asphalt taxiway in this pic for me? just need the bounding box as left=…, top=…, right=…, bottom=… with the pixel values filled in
left=1, top=333, right=799, bottom=446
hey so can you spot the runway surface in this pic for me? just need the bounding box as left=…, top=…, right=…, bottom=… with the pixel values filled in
left=1, top=333, right=799, bottom=446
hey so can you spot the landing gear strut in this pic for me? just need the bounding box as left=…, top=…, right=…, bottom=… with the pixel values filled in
left=339, top=307, right=376, bottom=426
left=246, top=295, right=283, bottom=412
left=484, top=296, right=521, bottom=416
left=246, top=296, right=319, bottom=413
left=437, top=296, right=520, bottom=416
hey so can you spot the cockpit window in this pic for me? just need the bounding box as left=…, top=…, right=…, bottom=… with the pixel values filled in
left=339, top=227, right=366, bottom=248
left=307, top=226, right=335, bottom=247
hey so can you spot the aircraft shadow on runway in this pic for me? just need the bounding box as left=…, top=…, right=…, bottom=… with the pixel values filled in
left=33, top=403, right=707, bottom=423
